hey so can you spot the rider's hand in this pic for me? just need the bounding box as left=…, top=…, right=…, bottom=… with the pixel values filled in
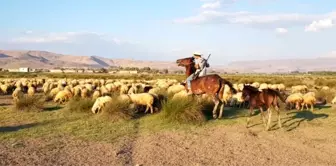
left=195, top=64, right=199, bottom=69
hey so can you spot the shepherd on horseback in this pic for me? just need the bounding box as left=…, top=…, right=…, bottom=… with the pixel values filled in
left=176, top=53, right=236, bottom=119
left=185, top=52, right=208, bottom=95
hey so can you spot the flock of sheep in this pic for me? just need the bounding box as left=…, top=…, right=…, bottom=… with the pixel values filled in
left=2, top=77, right=335, bottom=116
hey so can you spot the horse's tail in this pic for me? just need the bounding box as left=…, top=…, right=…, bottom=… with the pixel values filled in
left=220, top=78, right=237, bottom=94
left=274, top=90, right=286, bottom=103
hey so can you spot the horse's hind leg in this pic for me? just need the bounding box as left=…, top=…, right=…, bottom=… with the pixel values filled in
left=266, top=107, right=273, bottom=131
left=212, top=95, right=220, bottom=119
left=246, top=107, right=254, bottom=128
left=275, top=105, right=282, bottom=129
left=259, top=107, right=267, bottom=128
left=218, top=102, right=224, bottom=119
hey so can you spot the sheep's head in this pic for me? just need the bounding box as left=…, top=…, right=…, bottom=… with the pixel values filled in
left=91, top=102, right=101, bottom=114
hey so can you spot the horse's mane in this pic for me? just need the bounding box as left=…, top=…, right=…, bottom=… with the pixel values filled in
left=243, top=85, right=260, bottom=93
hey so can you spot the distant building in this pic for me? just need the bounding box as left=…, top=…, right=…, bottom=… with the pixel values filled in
left=84, top=70, right=94, bottom=73
left=117, top=70, right=138, bottom=74
left=49, top=69, right=63, bottom=73
left=8, top=69, right=19, bottom=72
left=63, top=69, right=76, bottom=73
left=19, top=67, right=31, bottom=72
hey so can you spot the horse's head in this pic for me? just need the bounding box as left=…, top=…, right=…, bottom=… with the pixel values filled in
left=176, top=57, right=194, bottom=67
left=241, top=84, right=258, bottom=101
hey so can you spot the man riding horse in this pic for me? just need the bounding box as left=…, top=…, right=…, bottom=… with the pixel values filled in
left=186, top=52, right=208, bottom=95
left=176, top=53, right=236, bottom=119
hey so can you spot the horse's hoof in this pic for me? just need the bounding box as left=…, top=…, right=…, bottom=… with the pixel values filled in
left=213, top=115, right=217, bottom=119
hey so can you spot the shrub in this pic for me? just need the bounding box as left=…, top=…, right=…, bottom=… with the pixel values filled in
left=160, top=97, right=206, bottom=125
left=67, top=97, right=95, bottom=113
left=316, top=90, right=335, bottom=103
left=99, top=97, right=136, bottom=122
left=13, top=95, right=44, bottom=112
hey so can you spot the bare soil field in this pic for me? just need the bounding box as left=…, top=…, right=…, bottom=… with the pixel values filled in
left=1, top=94, right=336, bottom=166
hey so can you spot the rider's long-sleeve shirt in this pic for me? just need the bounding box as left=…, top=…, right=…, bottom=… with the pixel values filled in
left=195, top=57, right=207, bottom=76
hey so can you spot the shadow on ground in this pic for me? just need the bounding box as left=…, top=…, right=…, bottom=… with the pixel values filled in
left=43, top=105, right=63, bottom=112
left=201, top=102, right=248, bottom=121
left=0, top=123, right=42, bottom=132
left=282, top=111, right=329, bottom=131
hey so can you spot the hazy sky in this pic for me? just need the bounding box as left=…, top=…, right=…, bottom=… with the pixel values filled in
left=1, top=0, right=336, bottom=65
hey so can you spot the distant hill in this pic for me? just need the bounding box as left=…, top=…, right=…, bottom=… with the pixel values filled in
left=227, top=57, right=336, bottom=73
left=0, top=50, right=180, bottom=70
left=1, top=49, right=335, bottom=73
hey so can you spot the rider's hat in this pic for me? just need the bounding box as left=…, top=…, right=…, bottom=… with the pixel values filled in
left=193, top=52, right=202, bottom=57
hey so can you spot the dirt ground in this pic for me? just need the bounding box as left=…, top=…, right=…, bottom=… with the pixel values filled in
left=1, top=94, right=336, bottom=166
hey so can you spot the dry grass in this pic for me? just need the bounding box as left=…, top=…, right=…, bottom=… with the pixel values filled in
left=316, top=90, right=335, bottom=103
left=159, top=97, right=207, bottom=125
left=13, top=95, right=44, bottom=112
left=66, top=97, right=95, bottom=113
left=99, top=97, right=136, bottom=122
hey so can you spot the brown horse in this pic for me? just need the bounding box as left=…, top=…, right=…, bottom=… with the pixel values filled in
left=241, top=84, right=286, bottom=131
left=176, top=57, right=237, bottom=119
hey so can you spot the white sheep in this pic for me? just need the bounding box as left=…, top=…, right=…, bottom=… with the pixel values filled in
left=91, top=96, right=113, bottom=114
left=92, top=90, right=101, bottom=100
left=172, top=90, right=188, bottom=100
left=12, top=88, right=24, bottom=102
left=125, top=93, right=155, bottom=114
left=54, top=89, right=73, bottom=104
left=27, top=86, right=35, bottom=97
left=167, top=84, right=185, bottom=94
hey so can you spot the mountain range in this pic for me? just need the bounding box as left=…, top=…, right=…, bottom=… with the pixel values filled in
left=0, top=50, right=180, bottom=71
left=1, top=49, right=336, bottom=73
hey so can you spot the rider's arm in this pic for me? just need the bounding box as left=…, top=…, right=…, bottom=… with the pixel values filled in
left=198, top=58, right=206, bottom=69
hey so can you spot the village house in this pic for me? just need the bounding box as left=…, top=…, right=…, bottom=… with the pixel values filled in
left=117, top=70, right=138, bottom=74
left=8, top=69, right=20, bottom=72
left=49, top=69, right=63, bottom=73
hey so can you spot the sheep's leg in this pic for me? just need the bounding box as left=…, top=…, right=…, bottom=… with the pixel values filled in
left=266, top=107, right=272, bottom=131
left=149, top=105, right=154, bottom=114
left=145, top=106, right=149, bottom=113
left=311, top=104, right=314, bottom=112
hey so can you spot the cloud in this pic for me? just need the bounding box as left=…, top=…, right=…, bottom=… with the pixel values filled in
left=9, top=31, right=126, bottom=45
left=24, top=30, right=33, bottom=34
left=3, top=31, right=155, bottom=60
left=275, top=28, right=288, bottom=34
left=201, top=1, right=221, bottom=9
left=319, top=50, right=336, bottom=58
left=304, top=18, right=334, bottom=32
left=174, top=3, right=336, bottom=30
